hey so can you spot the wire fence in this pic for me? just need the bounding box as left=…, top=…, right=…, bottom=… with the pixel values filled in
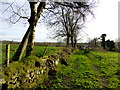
left=2, top=43, right=64, bottom=67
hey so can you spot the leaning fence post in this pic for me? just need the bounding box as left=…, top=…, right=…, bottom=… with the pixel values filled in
left=42, top=45, right=48, bottom=57
left=6, top=44, right=10, bottom=67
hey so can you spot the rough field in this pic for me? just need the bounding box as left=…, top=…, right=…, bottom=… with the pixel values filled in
left=1, top=44, right=120, bottom=89
left=39, top=50, right=119, bottom=89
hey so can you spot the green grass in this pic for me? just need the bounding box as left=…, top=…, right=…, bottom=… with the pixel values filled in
left=2, top=44, right=19, bottom=65
left=1, top=44, right=61, bottom=65
left=1, top=44, right=119, bottom=89
left=41, top=50, right=119, bottom=89
left=34, top=46, right=61, bottom=57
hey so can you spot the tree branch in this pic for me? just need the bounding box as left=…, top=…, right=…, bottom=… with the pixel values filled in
left=37, top=2, right=46, bottom=18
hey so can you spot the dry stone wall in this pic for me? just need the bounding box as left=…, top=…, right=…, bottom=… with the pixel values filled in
left=2, top=48, right=72, bottom=89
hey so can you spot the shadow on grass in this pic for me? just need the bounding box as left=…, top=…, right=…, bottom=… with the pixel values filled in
left=36, top=54, right=43, bottom=58
left=74, top=51, right=85, bottom=55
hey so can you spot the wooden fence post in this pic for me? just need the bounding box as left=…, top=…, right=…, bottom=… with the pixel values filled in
left=42, top=45, right=48, bottom=57
left=6, top=44, right=10, bottom=67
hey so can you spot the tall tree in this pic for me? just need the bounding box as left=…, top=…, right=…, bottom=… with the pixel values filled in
left=45, top=2, right=95, bottom=48
left=94, top=38, right=98, bottom=47
left=12, top=1, right=46, bottom=60
left=106, top=40, right=115, bottom=51
left=101, top=34, right=106, bottom=49
left=1, top=0, right=46, bottom=61
left=1, top=1, right=96, bottom=61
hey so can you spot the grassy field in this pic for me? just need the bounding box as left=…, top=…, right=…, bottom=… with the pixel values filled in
left=40, top=50, right=119, bottom=89
left=1, top=44, right=119, bottom=88
left=1, top=44, right=61, bottom=65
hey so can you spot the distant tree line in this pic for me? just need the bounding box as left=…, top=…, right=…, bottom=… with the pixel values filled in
left=88, top=34, right=116, bottom=51
left=100, top=34, right=115, bottom=51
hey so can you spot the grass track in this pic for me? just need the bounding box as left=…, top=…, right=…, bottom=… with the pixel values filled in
left=41, top=50, right=119, bottom=89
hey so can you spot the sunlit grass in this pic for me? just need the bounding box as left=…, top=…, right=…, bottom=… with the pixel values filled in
left=2, top=44, right=61, bottom=65
left=43, top=50, right=119, bottom=88
left=2, top=44, right=119, bottom=88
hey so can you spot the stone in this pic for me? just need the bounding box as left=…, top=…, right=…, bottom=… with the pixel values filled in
left=38, top=71, right=41, bottom=74
left=55, top=60, right=59, bottom=65
left=36, top=70, right=39, bottom=74
left=27, top=70, right=30, bottom=73
left=26, top=74, right=30, bottom=78
left=30, top=71, right=34, bottom=78
left=48, top=69, right=57, bottom=76
left=12, top=76, right=17, bottom=80
left=41, top=69, right=44, bottom=74
left=0, top=78, right=6, bottom=84
left=35, top=61, right=41, bottom=67
left=46, top=59, right=54, bottom=67
left=21, top=79, right=26, bottom=83
left=2, top=83, right=8, bottom=89
left=60, top=58, right=68, bottom=66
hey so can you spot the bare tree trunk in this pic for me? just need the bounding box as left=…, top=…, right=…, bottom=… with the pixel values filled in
left=26, top=26, right=36, bottom=57
left=26, top=2, right=45, bottom=57
left=12, top=2, right=45, bottom=61
left=95, top=40, right=97, bottom=47
left=71, top=35, right=74, bottom=47
left=73, top=36, right=77, bottom=49
left=66, top=35, right=70, bottom=47
left=25, top=2, right=37, bottom=57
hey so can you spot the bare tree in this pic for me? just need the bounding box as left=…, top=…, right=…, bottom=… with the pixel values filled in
left=1, top=0, right=46, bottom=61
left=101, top=34, right=106, bottom=49
left=45, top=2, right=95, bottom=48
left=1, top=1, right=96, bottom=61
left=88, top=37, right=98, bottom=47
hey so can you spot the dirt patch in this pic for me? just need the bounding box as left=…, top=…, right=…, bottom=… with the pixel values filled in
left=91, top=47, right=108, bottom=52
left=92, top=65, right=108, bottom=88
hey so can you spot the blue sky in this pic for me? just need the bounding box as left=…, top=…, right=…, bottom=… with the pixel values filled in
left=0, top=0, right=119, bottom=42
